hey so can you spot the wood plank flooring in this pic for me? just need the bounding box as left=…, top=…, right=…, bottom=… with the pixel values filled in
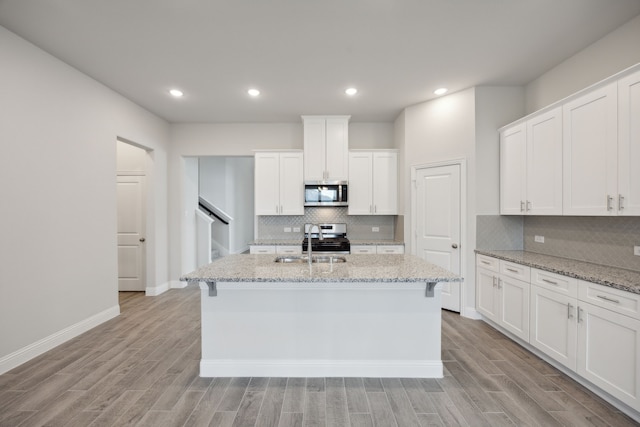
left=1, top=285, right=637, bottom=426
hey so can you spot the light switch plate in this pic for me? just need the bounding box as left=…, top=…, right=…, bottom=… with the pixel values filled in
left=634, top=246, right=640, bottom=256
left=372, top=227, right=380, bottom=232
left=534, top=235, right=545, bottom=243
left=293, top=227, right=301, bottom=232
left=284, top=227, right=291, bottom=233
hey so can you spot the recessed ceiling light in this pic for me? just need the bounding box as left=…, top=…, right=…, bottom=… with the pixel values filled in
left=345, top=87, right=358, bottom=96
left=434, top=88, right=448, bottom=96
left=169, top=89, right=183, bottom=97
left=248, top=88, right=260, bottom=97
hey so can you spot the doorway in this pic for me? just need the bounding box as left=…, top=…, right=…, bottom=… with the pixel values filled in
left=412, top=161, right=464, bottom=312
left=116, top=141, right=148, bottom=291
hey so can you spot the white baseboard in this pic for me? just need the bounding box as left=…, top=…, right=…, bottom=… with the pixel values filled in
left=170, top=280, right=188, bottom=289
left=0, top=305, right=120, bottom=375
left=200, top=359, right=443, bottom=378
left=461, top=306, right=482, bottom=320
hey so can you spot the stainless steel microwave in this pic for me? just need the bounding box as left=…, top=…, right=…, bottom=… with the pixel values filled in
left=304, top=181, right=348, bottom=206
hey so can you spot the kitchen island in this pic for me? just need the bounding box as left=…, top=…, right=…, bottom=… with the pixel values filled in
left=181, top=254, right=461, bottom=378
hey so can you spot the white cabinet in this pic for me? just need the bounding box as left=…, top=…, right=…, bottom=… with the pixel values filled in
left=563, top=82, right=618, bottom=215
left=476, top=255, right=530, bottom=341
left=351, top=245, right=404, bottom=254
left=577, top=300, right=640, bottom=410
left=618, top=69, right=640, bottom=216
left=348, top=150, right=398, bottom=215
left=254, top=151, right=304, bottom=216
left=302, top=116, right=349, bottom=181
left=249, top=245, right=276, bottom=254
left=530, top=269, right=579, bottom=370
left=500, top=107, right=562, bottom=215
left=276, top=246, right=302, bottom=255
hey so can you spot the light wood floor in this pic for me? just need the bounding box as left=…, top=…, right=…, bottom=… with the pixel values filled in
left=0, top=285, right=637, bottom=427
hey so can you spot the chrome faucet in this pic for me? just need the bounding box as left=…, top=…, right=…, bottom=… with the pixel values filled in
left=307, top=223, right=324, bottom=266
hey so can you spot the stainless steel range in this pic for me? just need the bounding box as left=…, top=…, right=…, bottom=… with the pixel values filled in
left=302, top=223, right=350, bottom=254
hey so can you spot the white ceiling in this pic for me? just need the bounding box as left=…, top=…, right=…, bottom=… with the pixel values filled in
left=1, top=0, right=640, bottom=123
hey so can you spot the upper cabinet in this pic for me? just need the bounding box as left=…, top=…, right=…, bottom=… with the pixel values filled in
left=618, top=69, right=640, bottom=216
left=302, top=115, right=350, bottom=181
left=500, top=107, right=562, bottom=215
left=348, top=150, right=398, bottom=215
left=563, top=83, right=618, bottom=216
left=254, top=151, right=304, bottom=216
left=499, top=63, right=640, bottom=217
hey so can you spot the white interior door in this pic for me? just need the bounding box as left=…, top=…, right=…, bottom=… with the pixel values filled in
left=117, top=176, right=146, bottom=291
left=415, top=164, right=461, bottom=312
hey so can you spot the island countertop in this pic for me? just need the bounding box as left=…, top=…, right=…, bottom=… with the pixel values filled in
left=180, top=254, right=462, bottom=284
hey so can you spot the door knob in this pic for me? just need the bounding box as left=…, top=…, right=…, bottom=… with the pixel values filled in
left=451, top=243, right=458, bottom=249
left=139, top=238, right=146, bottom=242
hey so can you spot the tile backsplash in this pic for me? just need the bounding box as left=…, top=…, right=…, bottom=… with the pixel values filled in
left=257, top=207, right=396, bottom=241
left=476, top=215, right=524, bottom=250
left=523, top=216, right=640, bottom=272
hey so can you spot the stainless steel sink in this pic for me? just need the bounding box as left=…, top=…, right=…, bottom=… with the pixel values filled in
left=274, top=256, right=347, bottom=263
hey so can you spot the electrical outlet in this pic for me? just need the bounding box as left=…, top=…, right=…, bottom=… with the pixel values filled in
left=372, top=227, right=380, bottom=232
left=634, top=246, right=640, bottom=256
left=293, top=227, right=301, bottom=232
left=534, top=235, right=545, bottom=243
left=284, top=227, right=291, bottom=233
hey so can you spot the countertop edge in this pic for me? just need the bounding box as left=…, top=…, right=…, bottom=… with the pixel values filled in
left=475, top=249, right=640, bottom=295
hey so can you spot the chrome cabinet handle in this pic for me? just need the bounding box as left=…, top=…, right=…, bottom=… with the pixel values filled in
left=567, top=303, right=574, bottom=319
left=497, top=278, right=502, bottom=289
left=526, top=201, right=532, bottom=211
left=577, top=307, right=583, bottom=323
left=520, top=201, right=525, bottom=212
left=619, top=194, right=625, bottom=211
left=542, top=278, right=558, bottom=286
left=481, top=260, right=491, bottom=265
left=596, top=295, right=620, bottom=304
left=607, top=195, right=614, bottom=211
left=492, top=276, right=497, bottom=287
left=506, top=268, right=519, bottom=273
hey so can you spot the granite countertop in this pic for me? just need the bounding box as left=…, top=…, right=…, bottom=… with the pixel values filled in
left=181, top=254, right=461, bottom=284
left=475, top=250, right=640, bottom=295
left=349, top=240, right=405, bottom=246
left=250, top=240, right=302, bottom=246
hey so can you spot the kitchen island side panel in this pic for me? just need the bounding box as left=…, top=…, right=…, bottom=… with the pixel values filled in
left=199, top=282, right=443, bottom=378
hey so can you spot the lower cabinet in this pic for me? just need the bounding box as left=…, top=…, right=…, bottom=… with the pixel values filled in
left=350, top=244, right=405, bottom=254
left=250, top=245, right=302, bottom=255
left=476, top=255, right=530, bottom=341
left=477, top=253, right=640, bottom=412
left=249, top=245, right=276, bottom=254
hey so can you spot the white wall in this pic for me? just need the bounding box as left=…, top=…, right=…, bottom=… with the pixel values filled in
left=525, top=14, right=640, bottom=113
left=0, top=26, right=169, bottom=371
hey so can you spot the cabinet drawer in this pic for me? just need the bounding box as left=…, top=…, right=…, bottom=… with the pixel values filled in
left=377, top=245, right=404, bottom=254
left=249, top=245, right=276, bottom=254
left=578, top=280, right=640, bottom=320
left=351, top=245, right=376, bottom=254
left=500, top=260, right=531, bottom=282
left=476, top=255, right=499, bottom=273
left=531, top=268, right=577, bottom=298
left=276, top=246, right=302, bottom=255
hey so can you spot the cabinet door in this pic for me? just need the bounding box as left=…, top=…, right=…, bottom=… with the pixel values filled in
left=250, top=245, right=276, bottom=254
left=476, top=267, right=499, bottom=323
left=530, top=285, right=577, bottom=370
left=372, top=151, right=398, bottom=214
left=279, top=152, right=304, bottom=215
left=325, top=117, right=349, bottom=181
left=500, top=123, right=526, bottom=214
left=348, top=152, right=373, bottom=215
left=498, top=275, right=530, bottom=341
left=618, top=70, right=640, bottom=216
left=303, top=117, right=326, bottom=181
left=254, top=153, right=281, bottom=215
left=526, top=107, right=563, bottom=215
left=563, top=82, right=618, bottom=215
left=577, top=302, right=640, bottom=410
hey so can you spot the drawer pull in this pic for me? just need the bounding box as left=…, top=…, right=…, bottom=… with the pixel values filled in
left=481, top=260, right=491, bottom=265
left=506, top=268, right=519, bottom=273
left=567, top=303, right=574, bottom=320
left=596, top=295, right=620, bottom=304
left=542, top=278, right=558, bottom=286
